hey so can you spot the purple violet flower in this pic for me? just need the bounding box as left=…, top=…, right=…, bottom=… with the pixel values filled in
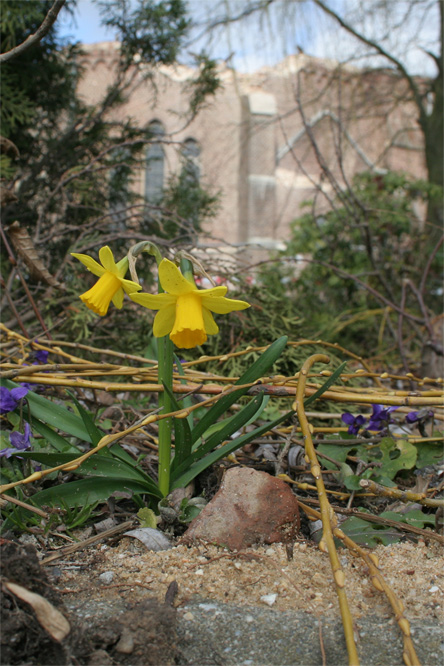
left=406, top=409, right=434, bottom=424
left=34, top=349, right=49, bottom=364
left=0, top=386, right=29, bottom=414
left=341, top=412, right=367, bottom=435
left=406, top=411, right=419, bottom=424
left=0, top=422, right=32, bottom=458
left=366, top=404, right=399, bottom=432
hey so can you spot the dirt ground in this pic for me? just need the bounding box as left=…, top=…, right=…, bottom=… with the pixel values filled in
left=1, top=533, right=443, bottom=665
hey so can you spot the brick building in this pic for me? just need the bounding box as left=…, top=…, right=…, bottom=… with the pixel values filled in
left=78, top=42, right=426, bottom=253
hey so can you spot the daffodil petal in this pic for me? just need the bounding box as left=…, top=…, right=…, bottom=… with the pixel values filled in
left=71, top=253, right=105, bottom=278
left=198, top=286, right=228, bottom=298
left=201, top=295, right=250, bottom=314
left=158, top=259, right=195, bottom=295
left=130, top=292, right=177, bottom=310
left=153, top=305, right=176, bottom=337
left=79, top=272, right=121, bottom=316
left=120, top=278, right=142, bottom=295
left=112, top=287, right=124, bottom=309
left=202, top=307, right=219, bottom=335
left=99, top=246, right=117, bottom=273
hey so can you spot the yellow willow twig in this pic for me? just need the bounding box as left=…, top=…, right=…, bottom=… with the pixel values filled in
left=2, top=368, right=444, bottom=408
left=293, top=353, right=360, bottom=666
left=359, top=479, right=444, bottom=508
left=0, top=363, right=119, bottom=379
left=0, top=330, right=152, bottom=374
left=297, top=500, right=421, bottom=666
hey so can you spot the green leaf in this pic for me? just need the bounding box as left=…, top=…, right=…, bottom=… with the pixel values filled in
left=109, top=443, right=140, bottom=466
left=137, top=507, right=157, bottom=528
left=172, top=409, right=293, bottom=490
left=19, top=451, right=154, bottom=483
left=380, top=509, right=435, bottom=529
left=189, top=336, right=288, bottom=444
left=24, top=477, right=162, bottom=508
left=303, top=361, right=347, bottom=407
left=163, top=383, right=192, bottom=474
left=379, top=438, right=417, bottom=479
left=171, top=393, right=267, bottom=482
left=30, top=417, right=80, bottom=453
left=342, top=474, right=364, bottom=490
left=67, top=391, right=104, bottom=446
left=2, top=380, right=92, bottom=443
left=316, top=443, right=358, bottom=470
left=414, top=441, right=444, bottom=468
left=174, top=354, right=194, bottom=429
left=196, top=398, right=269, bottom=448
left=339, top=516, right=401, bottom=547
left=338, top=462, right=362, bottom=490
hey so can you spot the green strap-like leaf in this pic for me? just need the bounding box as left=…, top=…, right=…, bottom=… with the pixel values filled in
left=303, top=361, right=348, bottom=407
left=20, top=476, right=162, bottom=508
left=174, top=353, right=194, bottom=429
left=30, top=416, right=81, bottom=453
left=163, top=382, right=193, bottom=474
left=172, top=409, right=294, bottom=489
left=2, top=379, right=93, bottom=442
left=67, top=391, right=104, bottom=447
left=19, top=451, right=156, bottom=485
left=171, top=393, right=267, bottom=482
left=190, top=336, right=288, bottom=444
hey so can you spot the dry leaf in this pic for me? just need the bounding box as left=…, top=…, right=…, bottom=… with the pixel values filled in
left=123, top=527, right=172, bottom=551
left=5, top=581, right=70, bottom=642
left=0, top=136, right=20, bottom=158
left=6, top=221, right=62, bottom=287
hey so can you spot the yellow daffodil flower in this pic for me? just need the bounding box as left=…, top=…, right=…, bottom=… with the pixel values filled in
left=71, top=245, right=141, bottom=316
left=130, top=258, right=250, bottom=348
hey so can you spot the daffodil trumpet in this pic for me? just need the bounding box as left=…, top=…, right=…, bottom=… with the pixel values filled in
left=130, top=258, right=250, bottom=349
left=71, top=245, right=141, bottom=317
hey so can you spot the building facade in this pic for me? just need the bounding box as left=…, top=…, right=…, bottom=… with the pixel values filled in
left=78, top=43, right=426, bottom=253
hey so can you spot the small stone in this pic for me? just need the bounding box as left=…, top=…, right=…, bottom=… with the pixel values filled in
left=429, top=585, right=439, bottom=593
left=260, top=593, right=278, bottom=606
left=99, top=571, right=114, bottom=584
left=88, top=649, right=113, bottom=665
left=183, top=612, right=195, bottom=621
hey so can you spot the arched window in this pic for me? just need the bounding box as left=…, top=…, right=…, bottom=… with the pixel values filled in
left=145, top=121, right=165, bottom=203
left=181, top=137, right=200, bottom=184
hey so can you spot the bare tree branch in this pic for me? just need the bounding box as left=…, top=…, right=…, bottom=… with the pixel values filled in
left=0, top=0, right=66, bottom=64
left=313, top=0, right=428, bottom=125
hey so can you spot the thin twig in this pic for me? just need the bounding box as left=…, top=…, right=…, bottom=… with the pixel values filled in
left=0, top=0, right=66, bottom=63
left=293, top=353, right=360, bottom=666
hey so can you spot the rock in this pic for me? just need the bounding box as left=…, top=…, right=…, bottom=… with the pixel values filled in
left=99, top=571, right=114, bottom=584
left=181, top=467, right=299, bottom=550
left=88, top=649, right=114, bottom=665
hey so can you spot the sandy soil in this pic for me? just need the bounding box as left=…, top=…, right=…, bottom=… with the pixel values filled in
left=55, top=536, right=443, bottom=621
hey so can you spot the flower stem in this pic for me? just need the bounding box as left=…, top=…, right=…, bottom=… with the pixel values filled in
left=157, top=258, right=193, bottom=494
left=157, top=334, right=174, bottom=496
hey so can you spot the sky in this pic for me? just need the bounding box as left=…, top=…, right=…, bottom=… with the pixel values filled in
left=57, top=0, right=440, bottom=77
